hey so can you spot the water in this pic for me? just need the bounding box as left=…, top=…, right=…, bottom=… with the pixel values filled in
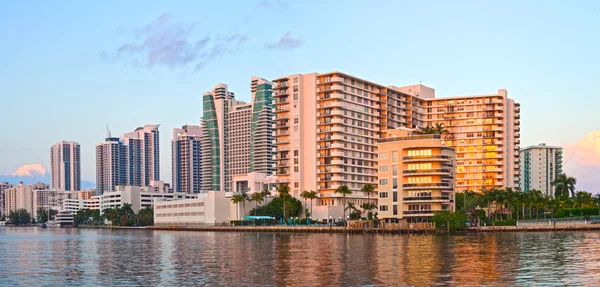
left=1, top=227, right=599, bottom=286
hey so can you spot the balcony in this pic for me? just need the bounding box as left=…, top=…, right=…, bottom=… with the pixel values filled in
left=402, top=155, right=451, bottom=162
left=402, top=183, right=452, bottom=189
left=402, top=169, right=452, bottom=175
left=403, top=210, right=442, bottom=216
left=403, top=196, right=451, bottom=202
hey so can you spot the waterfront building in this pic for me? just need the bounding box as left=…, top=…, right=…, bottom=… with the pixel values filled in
left=50, top=141, right=81, bottom=191
left=121, top=124, right=161, bottom=186
left=519, top=143, right=563, bottom=196
left=96, top=133, right=127, bottom=194
left=63, top=194, right=101, bottom=214
left=399, top=85, right=521, bottom=193
left=99, top=186, right=197, bottom=214
left=153, top=191, right=231, bottom=226
left=4, top=182, right=49, bottom=218
left=272, top=72, right=426, bottom=219
left=172, top=125, right=202, bottom=193
left=0, top=182, right=13, bottom=218
left=376, top=129, right=456, bottom=223
left=200, top=78, right=276, bottom=193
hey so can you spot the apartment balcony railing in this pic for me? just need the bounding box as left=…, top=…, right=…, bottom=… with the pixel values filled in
left=402, top=155, right=451, bottom=161
left=403, top=210, right=442, bottom=215
left=403, top=196, right=451, bottom=202
left=402, top=169, right=452, bottom=175
left=402, top=183, right=452, bottom=189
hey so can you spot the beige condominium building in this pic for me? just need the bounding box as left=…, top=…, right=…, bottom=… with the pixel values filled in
left=399, top=85, right=521, bottom=193
left=272, top=72, right=425, bottom=219
left=376, top=129, right=456, bottom=223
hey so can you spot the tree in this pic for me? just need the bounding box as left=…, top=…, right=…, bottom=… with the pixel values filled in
left=249, top=196, right=302, bottom=220
left=300, top=190, right=311, bottom=217
left=307, top=190, right=318, bottom=219
left=431, top=210, right=468, bottom=231
left=250, top=192, right=264, bottom=216
left=420, top=122, right=449, bottom=135
left=278, top=184, right=291, bottom=223
left=138, top=206, right=154, bottom=226
left=230, top=194, right=245, bottom=220
left=36, top=207, right=48, bottom=223
left=335, top=185, right=352, bottom=225
left=345, top=202, right=361, bottom=220
left=360, top=202, right=377, bottom=219
left=553, top=173, right=576, bottom=201
left=573, top=191, right=593, bottom=215
left=261, top=189, right=272, bottom=210
left=361, top=183, right=376, bottom=216
left=8, top=209, right=31, bottom=225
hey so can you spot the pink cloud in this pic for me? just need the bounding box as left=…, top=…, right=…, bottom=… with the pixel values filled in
left=10, top=164, right=47, bottom=177
left=564, top=131, right=600, bottom=167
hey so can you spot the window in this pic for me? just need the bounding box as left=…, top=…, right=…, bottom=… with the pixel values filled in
left=293, top=85, right=299, bottom=92
left=379, top=205, right=388, bottom=212
left=392, top=151, right=398, bottom=163
left=379, top=179, right=388, bottom=185
left=393, top=205, right=398, bottom=215
left=379, top=152, right=388, bottom=159
left=392, top=165, right=398, bottom=176
left=293, top=93, right=298, bottom=100
left=294, top=118, right=299, bottom=124
left=379, top=192, right=388, bottom=198
left=392, top=178, right=398, bottom=189
left=393, top=192, right=397, bottom=202
left=379, top=165, right=388, bottom=172
left=294, top=150, right=299, bottom=157
left=294, top=166, right=299, bottom=172
left=293, top=77, right=298, bottom=83
left=294, top=182, right=299, bottom=188
left=294, top=158, right=299, bottom=164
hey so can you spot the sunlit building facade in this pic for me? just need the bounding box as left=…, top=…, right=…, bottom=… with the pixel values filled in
left=520, top=143, right=563, bottom=196
left=377, top=129, right=456, bottom=223
left=172, top=125, right=202, bottom=193
left=50, top=141, right=81, bottom=191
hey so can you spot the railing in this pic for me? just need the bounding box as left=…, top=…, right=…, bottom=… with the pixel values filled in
left=402, top=183, right=452, bottom=188
left=378, top=134, right=441, bottom=143
left=403, top=210, right=442, bottom=215
left=403, top=196, right=450, bottom=201
left=517, top=216, right=600, bottom=227
left=402, top=155, right=451, bottom=160
left=403, top=169, right=451, bottom=174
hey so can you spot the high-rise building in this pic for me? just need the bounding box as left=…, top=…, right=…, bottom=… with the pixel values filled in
left=50, top=141, right=81, bottom=191
left=172, top=125, right=202, bottom=193
left=96, top=134, right=126, bottom=194
left=398, top=86, right=521, bottom=193
left=121, top=125, right=161, bottom=186
left=520, top=143, right=563, bottom=196
left=4, top=182, right=49, bottom=218
left=376, top=129, right=456, bottom=223
left=0, top=182, right=13, bottom=218
left=200, top=78, right=276, bottom=193
left=273, top=72, right=425, bottom=203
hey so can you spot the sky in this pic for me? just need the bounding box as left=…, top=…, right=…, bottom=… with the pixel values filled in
left=1, top=0, right=599, bottom=191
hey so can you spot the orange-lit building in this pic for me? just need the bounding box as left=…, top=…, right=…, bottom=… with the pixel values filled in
left=376, top=129, right=456, bottom=223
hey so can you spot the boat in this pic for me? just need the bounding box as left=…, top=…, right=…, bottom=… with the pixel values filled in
left=41, top=223, right=48, bottom=229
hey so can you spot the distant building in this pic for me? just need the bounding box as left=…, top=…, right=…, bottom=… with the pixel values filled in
left=4, top=182, right=50, bottom=218
left=172, top=125, right=202, bottom=193
left=520, top=143, right=563, bottom=196
left=96, top=135, right=126, bottom=194
left=0, top=182, right=13, bottom=218
left=200, top=78, right=276, bottom=193
left=50, top=141, right=81, bottom=191
left=121, top=124, right=161, bottom=186
left=376, top=129, right=456, bottom=223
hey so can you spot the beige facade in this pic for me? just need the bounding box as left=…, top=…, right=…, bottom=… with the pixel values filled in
left=416, top=89, right=520, bottom=192
left=377, top=129, right=456, bottom=223
left=4, top=182, right=49, bottom=217
left=153, top=191, right=231, bottom=225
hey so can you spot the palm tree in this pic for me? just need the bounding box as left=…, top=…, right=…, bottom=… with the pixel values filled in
left=241, top=192, right=249, bottom=218
left=250, top=192, right=264, bottom=216
left=230, top=194, right=245, bottom=220
left=345, top=202, right=360, bottom=219
left=573, top=191, right=593, bottom=215
left=300, top=190, right=310, bottom=217
left=420, top=122, right=449, bottom=135
left=261, top=189, right=272, bottom=210
left=278, top=184, right=291, bottom=223
left=553, top=173, right=576, bottom=201
left=307, top=190, right=318, bottom=219
left=335, top=185, right=352, bottom=225
left=360, top=183, right=376, bottom=216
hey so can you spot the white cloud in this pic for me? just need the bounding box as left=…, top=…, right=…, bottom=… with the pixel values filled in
left=565, top=131, right=600, bottom=167
left=10, top=164, right=47, bottom=177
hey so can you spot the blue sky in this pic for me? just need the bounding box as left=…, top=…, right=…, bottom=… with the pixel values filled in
left=1, top=0, right=599, bottom=191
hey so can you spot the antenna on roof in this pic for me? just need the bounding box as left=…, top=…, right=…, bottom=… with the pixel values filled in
left=106, top=125, right=111, bottom=138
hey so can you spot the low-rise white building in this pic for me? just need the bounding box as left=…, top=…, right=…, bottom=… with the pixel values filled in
left=99, top=186, right=197, bottom=214
left=154, top=191, right=231, bottom=226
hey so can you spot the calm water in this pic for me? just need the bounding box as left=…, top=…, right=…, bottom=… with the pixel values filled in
left=1, top=227, right=599, bottom=286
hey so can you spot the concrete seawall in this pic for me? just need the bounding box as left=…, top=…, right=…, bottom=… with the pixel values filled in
left=472, top=224, right=600, bottom=232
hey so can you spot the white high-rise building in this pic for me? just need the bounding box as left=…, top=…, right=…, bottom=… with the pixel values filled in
left=96, top=133, right=126, bottom=194
left=520, top=143, right=563, bottom=196
left=4, top=182, right=49, bottom=218
left=0, top=182, right=13, bottom=218
left=172, top=125, right=202, bottom=193
left=121, top=124, right=161, bottom=186
left=50, top=141, right=81, bottom=191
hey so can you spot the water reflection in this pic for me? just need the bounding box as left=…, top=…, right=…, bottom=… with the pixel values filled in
left=1, top=227, right=599, bottom=286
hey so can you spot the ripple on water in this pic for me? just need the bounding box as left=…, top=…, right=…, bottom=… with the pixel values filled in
left=1, top=227, right=599, bottom=286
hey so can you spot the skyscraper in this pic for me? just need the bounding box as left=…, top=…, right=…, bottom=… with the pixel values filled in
left=121, top=125, right=161, bottom=186
left=172, top=125, right=202, bottom=193
left=520, top=143, right=563, bottom=196
left=200, top=78, right=276, bottom=193
left=96, top=134, right=126, bottom=194
left=50, top=141, right=81, bottom=191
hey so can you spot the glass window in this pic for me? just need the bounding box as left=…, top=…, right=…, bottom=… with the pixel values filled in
left=392, top=151, right=398, bottom=162
left=379, top=152, right=388, bottom=159
left=379, top=205, right=388, bottom=212
left=379, top=165, right=388, bottom=172
left=393, top=192, right=397, bottom=202
left=392, top=178, right=398, bottom=189
left=379, top=179, right=388, bottom=186
left=392, top=165, right=398, bottom=176
left=393, top=205, right=398, bottom=215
